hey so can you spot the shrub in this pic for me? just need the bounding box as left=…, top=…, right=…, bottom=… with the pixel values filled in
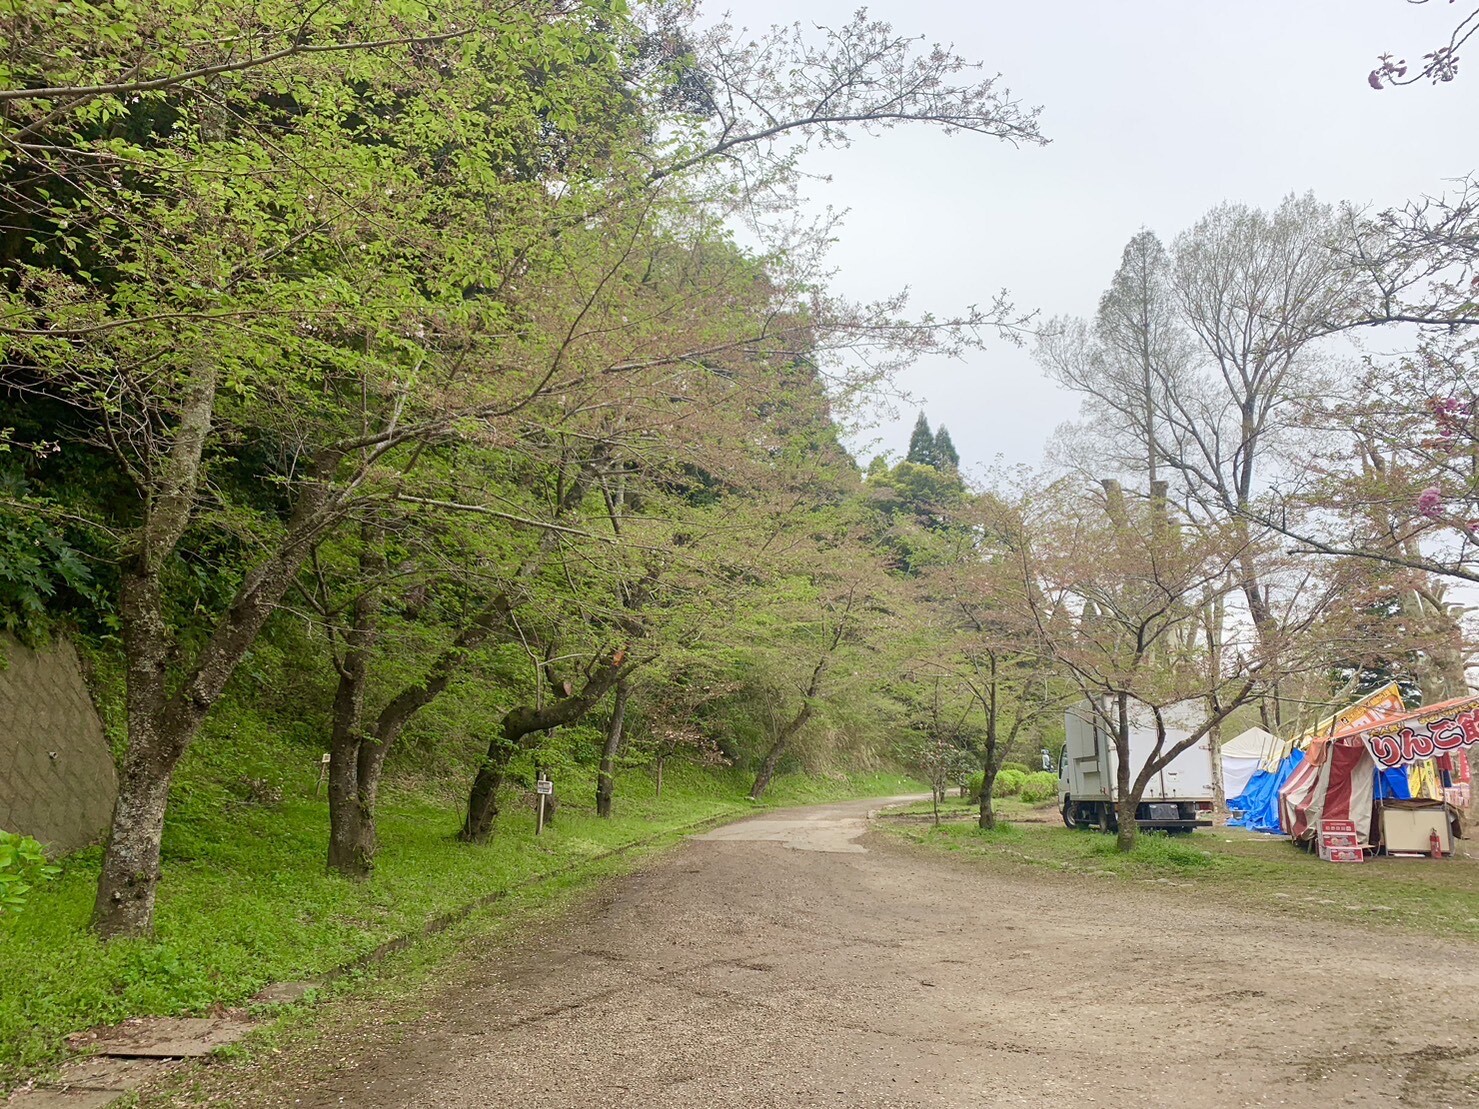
left=999, top=761, right=1031, bottom=776
left=993, top=768, right=1027, bottom=797
left=969, top=767, right=1031, bottom=801
left=0, top=830, right=59, bottom=916
left=1018, top=771, right=1059, bottom=805
left=965, top=772, right=985, bottom=802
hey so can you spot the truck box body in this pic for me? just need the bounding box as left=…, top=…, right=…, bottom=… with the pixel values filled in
left=1059, top=699, right=1214, bottom=830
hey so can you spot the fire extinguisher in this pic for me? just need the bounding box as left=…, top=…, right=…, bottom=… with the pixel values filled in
left=1430, top=829, right=1444, bottom=859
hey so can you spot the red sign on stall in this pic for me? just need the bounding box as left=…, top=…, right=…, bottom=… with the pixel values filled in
left=1318, top=819, right=1363, bottom=864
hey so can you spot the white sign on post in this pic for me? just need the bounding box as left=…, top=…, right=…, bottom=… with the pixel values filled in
left=534, top=776, right=552, bottom=836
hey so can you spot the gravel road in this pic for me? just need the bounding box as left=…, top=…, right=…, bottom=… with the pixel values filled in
left=192, top=796, right=1479, bottom=1108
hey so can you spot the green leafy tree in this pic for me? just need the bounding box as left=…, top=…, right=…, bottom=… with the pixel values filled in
left=0, top=0, right=1046, bottom=936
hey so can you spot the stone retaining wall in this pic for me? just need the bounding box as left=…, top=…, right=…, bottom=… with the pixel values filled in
left=0, top=633, right=116, bottom=854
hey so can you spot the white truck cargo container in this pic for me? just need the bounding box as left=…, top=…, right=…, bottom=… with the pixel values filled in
left=1058, top=698, right=1216, bottom=832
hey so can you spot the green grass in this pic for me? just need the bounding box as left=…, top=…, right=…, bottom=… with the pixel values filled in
left=881, top=794, right=1041, bottom=820
left=879, top=805, right=1479, bottom=940
left=0, top=757, right=919, bottom=1087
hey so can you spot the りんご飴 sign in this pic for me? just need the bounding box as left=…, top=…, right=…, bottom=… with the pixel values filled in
left=1348, top=694, right=1479, bottom=770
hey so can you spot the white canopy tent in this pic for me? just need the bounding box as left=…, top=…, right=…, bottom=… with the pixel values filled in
left=1221, top=727, right=1283, bottom=801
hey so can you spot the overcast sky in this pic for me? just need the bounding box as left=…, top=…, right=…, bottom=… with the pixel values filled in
left=711, top=0, right=1476, bottom=476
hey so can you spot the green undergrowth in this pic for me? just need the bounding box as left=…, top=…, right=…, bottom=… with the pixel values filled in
left=0, top=749, right=919, bottom=1087
left=879, top=802, right=1479, bottom=941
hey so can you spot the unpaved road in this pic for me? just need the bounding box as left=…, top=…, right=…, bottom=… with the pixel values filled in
left=201, top=797, right=1479, bottom=1107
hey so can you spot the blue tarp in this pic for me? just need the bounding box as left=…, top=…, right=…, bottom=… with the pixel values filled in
left=1229, top=752, right=1412, bottom=835
left=1227, top=750, right=1304, bottom=834
left=1375, top=766, right=1411, bottom=800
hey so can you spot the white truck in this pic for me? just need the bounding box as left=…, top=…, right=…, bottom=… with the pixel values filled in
left=1057, top=699, right=1216, bottom=832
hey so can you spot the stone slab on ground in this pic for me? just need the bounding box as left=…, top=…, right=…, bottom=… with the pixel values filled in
left=251, top=980, right=322, bottom=1005
left=70, top=1016, right=251, bottom=1058
left=52, top=1055, right=170, bottom=1091
left=4, top=1088, right=121, bottom=1109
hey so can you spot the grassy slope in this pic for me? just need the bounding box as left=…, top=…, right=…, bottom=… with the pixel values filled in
left=879, top=797, right=1479, bottom=941
left=0, top=752, right=918, bottom=1085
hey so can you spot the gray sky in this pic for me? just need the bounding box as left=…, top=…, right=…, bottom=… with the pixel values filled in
left=718, top=0, right=1476, bottom=475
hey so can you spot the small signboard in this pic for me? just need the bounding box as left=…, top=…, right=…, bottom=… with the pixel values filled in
left=1318, top=819, right=1362, bottom=863
left=534, top=776, right=553, bottom=835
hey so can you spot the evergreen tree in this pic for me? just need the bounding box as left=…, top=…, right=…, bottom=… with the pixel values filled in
left=906, top=413, right=936, bottom=466
left=933, top=425, right=961, bottom=470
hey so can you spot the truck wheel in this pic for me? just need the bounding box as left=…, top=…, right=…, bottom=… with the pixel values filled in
left=1062, top=798, right=1078, bottom=829
left=1096, top=805, right=1111, bottom=834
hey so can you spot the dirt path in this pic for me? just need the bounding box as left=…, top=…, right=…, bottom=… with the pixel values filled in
left=195, top=797, right=1479, bottom=1108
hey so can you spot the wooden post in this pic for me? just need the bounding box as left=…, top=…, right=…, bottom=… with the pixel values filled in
left=535, top=772, right=552, bottom=835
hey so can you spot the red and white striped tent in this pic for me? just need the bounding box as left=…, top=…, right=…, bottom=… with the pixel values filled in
left=1280, top=694, right=1479, bottom=847
left=1280, top=738, right=1377, bottom=845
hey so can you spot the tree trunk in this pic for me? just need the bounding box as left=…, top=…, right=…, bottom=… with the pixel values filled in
left=94, top=366, right=215, bottom=938
left=749, top=699, right=816, bottom=802
left=1114, top=794, right=1139, bottom=852
left=91, top=679, right=178, bottom=940
left=1113, top=692, right=1138, bottom=852
left=325, top=756, right=372, bottom=879
left=327, top=715, right=398, bottom=867
left=461, top=658, right=628, bottom=843
left=461, top=749, right=507, bottom=845
left=1205, top=592, right=1228, bottom=814
left=979, top=664, right=1000, bottom=831
left=326, top=530, right=383, bottom=880
left=750, top=656, right=826, bottom=801
left=326, top=624, right=373, bottom=878
left=1208, top=717, right=1227, bottom=815
left=978, top=762, right=999, bottom=831
left=93, top=434, right=346, bottom=937
left=596, top=679, right=629, bottom=818
left=748, top=734, right=788, bottom=802
left=91, top=772, right=172, bottom=939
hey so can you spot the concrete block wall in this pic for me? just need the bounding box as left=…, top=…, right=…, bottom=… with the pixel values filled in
left=0, top=632, right=117, bottom=855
